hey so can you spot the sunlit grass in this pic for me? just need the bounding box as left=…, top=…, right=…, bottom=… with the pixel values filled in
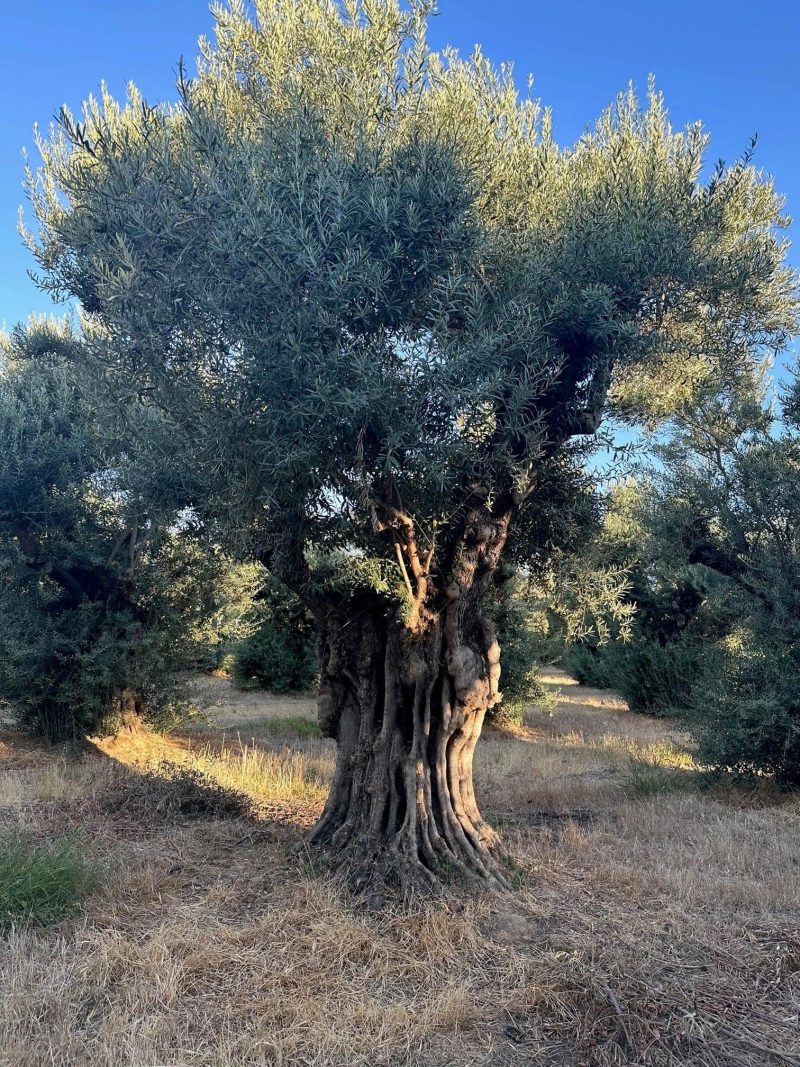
left=89, top=717, right=334, bottom=808
left=190, top=739, right=333, bottom=805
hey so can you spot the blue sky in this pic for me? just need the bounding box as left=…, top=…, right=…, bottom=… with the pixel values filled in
left=1, top=0, right=799, bottom=340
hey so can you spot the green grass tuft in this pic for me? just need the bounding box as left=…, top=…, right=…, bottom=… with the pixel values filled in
left=250, top=716, right=322, bottom=740
left=620, top=758, right=699, bottom=797
left=0, top=831, right=98, bottom=928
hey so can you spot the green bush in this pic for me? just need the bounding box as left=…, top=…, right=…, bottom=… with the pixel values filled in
left=685, top=638, right=800, bottom=787
left=562, top=642, right=613, bottom=689
left=0, top=596, right=180, bottom=744
left=0, top=832, right=98, bottom=928
left=565, top=633, right=704, bottom=716
left=231, top=576, right=318, bottom=693
left=233, top=622, right=317, bottom=693
left=600, top=636, right=704, bottom=715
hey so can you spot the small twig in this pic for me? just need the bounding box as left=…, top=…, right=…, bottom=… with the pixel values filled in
left=597, top=980, right=635, bottom=1052
left=717, top=1024, right=800, bottom=1066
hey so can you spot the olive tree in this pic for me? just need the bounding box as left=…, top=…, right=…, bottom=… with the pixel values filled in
left=24, top=0, right=796, bottom=889
left=0, top=321, right=243, bottom=742
left=643, top=365, right=800, bottom=782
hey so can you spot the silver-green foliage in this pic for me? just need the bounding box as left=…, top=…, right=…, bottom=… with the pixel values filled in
left=21, top=0, right=796, bottom=601
left=574, top=364, right=800, bottom=781
left=647, top=365, right=800, bottom=783
left=562, top=481, right=714, bottom=714
left=0, top=322, right=247, bottom=741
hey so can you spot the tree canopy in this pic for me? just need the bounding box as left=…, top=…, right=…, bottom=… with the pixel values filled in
left=26, top=0, right=795, bottom=595
left=647, top=362, right=800, bottom=782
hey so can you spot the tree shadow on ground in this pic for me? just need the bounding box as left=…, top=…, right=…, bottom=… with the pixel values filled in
left=0, top=724, right=321, bottom=854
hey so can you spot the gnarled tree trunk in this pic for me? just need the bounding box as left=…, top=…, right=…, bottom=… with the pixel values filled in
left=309, top=508, right=513, bottom=894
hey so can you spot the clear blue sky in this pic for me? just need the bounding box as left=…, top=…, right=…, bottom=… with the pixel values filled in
left=1, top=0, right=799, bottom=338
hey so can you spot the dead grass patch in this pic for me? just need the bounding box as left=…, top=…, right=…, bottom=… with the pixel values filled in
left=188, top=673, right=317, bottom=730
left=0, top=672, right=798, bottom=1065
left=0, top=760, right=117, bottom=814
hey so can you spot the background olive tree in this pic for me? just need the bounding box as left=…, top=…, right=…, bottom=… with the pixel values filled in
left=0, top=320, right=251, bottom=743
left=564, top=361, right=800, bottom=785
left=645, top=365, right=800, bottom=783
left=22, top=0, right=796, bottom=889
left=562, top=480, right=716, bottom=714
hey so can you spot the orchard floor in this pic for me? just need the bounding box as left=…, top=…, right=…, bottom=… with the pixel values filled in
left=1, top=671, right=799, bottom=1066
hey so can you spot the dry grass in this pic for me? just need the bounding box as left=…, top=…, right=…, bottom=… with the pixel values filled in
left=91, top=727, right=335, bottom=817
left=0, top=670, right=798, bottom=1066
left=189, top=674, right=317, bottom=729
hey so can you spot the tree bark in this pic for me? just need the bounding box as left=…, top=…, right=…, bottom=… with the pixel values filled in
left=116, top=689, right=147, bottom=734
left=309, top=508, right=513, bottom=895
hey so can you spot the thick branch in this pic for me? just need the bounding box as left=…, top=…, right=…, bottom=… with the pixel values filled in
left=688, top=540, right=776, bottom=612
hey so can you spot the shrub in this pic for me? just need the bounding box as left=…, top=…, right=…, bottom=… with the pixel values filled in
left=563, top=642, right=613, bottom=689
left=0, top=832, right=97, bottom=928
left=684, top=638, right=800, bottom=787
left=231, top=576, right=318, bottom=693
left=598, top=635, right=705, bottom=715
left=233, top=622, right=317, bottom=693
left=565, top=630, right=706, bottom=716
